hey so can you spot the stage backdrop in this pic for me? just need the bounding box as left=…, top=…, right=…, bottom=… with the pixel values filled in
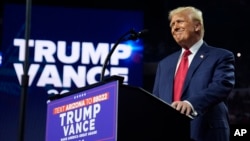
left=0, top=3, right=144, bottom=141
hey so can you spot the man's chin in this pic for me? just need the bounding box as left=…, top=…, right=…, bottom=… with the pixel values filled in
left=176, top=41, right=187, bottom=48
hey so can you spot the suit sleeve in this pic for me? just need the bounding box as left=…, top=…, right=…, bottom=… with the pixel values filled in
left=152, top=63, right=161, bottom=97
left=187, top=49, right=235, bottom=116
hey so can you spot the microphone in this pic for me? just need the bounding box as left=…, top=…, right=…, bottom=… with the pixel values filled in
left=100, top=29, right=148, bottom=82
left=126, top=29, right=149, bottom=41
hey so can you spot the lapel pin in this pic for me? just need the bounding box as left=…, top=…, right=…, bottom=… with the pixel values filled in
left=200, top=54, right=204, bottom=59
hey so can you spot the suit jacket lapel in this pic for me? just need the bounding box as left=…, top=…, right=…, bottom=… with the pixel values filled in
left=166, top=51, right=181, bottom=102
left=182, top=43, right=209, bottom=96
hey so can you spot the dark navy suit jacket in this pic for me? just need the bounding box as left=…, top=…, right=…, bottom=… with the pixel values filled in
left=153, top=42, right=235, bottom=141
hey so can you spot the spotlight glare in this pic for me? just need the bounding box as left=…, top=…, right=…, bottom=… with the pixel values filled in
left=237, top=52, right=241, bottom=57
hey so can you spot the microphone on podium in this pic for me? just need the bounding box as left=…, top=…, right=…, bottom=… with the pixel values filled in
left=100, top=28, right=148, bottom=82
left=125, top=29, right=149, bottom=41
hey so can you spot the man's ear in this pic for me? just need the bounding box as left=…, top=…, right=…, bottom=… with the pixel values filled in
left=194, top=23, right=201, bottom=32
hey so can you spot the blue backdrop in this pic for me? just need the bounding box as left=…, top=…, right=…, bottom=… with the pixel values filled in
left=0, top=4, right=144, bottom=141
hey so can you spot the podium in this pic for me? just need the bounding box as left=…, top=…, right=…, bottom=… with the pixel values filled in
left=46, top=77, right=191, bottom=141
left=117, top=84, right=191, bottom=141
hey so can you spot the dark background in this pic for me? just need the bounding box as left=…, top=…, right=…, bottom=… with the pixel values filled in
left=1, top=0, right=250, bottom=90
left=1, top=0, right=250, bottom=140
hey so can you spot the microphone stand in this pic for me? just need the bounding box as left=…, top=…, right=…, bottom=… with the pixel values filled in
left=18, top=0, right=32, bottom=141
left=99, top=29, right=137, bottom=82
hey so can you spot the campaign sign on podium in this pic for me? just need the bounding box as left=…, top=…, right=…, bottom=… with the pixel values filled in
left=45, top=81, right=119, bottom=141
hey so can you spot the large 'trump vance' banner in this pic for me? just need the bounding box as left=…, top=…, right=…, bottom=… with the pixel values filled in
left=0, top=4, right=143, bottom=141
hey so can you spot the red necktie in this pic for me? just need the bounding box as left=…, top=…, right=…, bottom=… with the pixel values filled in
left=173, top=49, right=191, bottom=101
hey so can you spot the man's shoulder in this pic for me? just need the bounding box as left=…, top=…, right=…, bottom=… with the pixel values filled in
left=159, top=50, right=180, bottom=63
left=202, top=43, right=233, bottom=55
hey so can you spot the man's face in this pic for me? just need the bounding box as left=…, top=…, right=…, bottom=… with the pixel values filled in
left=170, top=13, right=198, bottom=48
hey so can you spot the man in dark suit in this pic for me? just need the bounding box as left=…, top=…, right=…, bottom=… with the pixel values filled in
left=152, top=6, right=235, bottom=141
